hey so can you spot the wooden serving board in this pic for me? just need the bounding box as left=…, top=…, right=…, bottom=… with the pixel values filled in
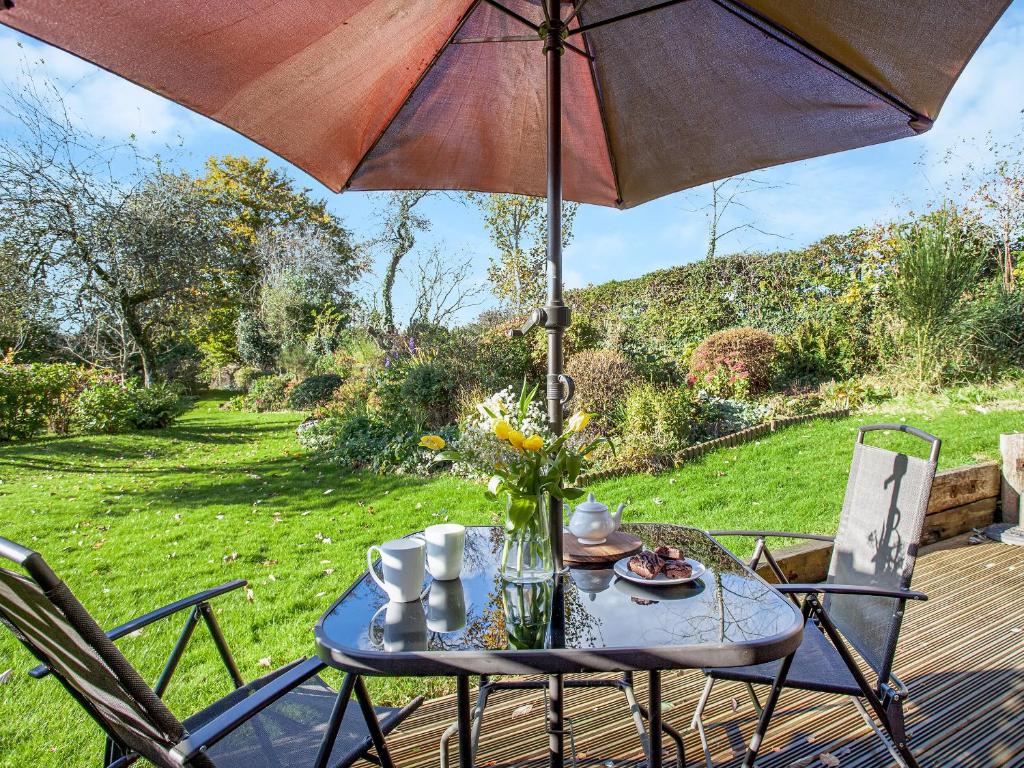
left=563, top=530, right=643, bottom=566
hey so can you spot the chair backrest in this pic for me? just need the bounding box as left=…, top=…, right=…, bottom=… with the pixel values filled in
left=825, top=424, right=940, bottom=686
left=0, top=537, right=186, bottom=768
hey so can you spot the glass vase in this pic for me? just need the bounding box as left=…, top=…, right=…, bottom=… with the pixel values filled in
left=501, top=580, right=552, bottom=649
left=500, top=492, right=553, bottom=583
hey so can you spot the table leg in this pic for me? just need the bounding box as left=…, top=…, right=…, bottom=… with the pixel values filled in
left=457, top=675, right=473, bottom=768
left=548, top=674, right=564, bottom=768
left=354, top=676, right=397, bottom=768
left=648, top=670, right=662, bottom=768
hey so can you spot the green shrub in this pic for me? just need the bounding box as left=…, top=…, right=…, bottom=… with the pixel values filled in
left=315, top=374, right=372, bottom=420
left=73, top=382, right=137, bottom=433
left=565, top=348, right=637, bottom=422
left=885, top=207, right=983, bottom=387
left=957, top=286, right=1024, bottom=378
left=233, top=366, right=267, bottom=392
left=288, top=373, right=344, bottom=410
left=0, top=362, right=93, bottom=440
left=690, top=327, right=778, bottom=396
left=246, top=375, right=292, bottom=412
left=776, top=320, right=858, bottom=383
left=618, top=383, right=698, bottom=469
left=128, top=383, right=189, bottom=429
left=400, top=361, right=456, bottom=428
left=236, top=310, right=278, bottom=369
left=297, top=414, right=454, bottom=475
left=460, top=322, right=536, bottom=393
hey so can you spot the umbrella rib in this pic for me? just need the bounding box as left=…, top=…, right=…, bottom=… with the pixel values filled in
left=711, top=0, right=929, bottom=125
left=568, top=0, right=697, bottom=35
left=482, top=0, right=591, bottom=59
left=572, top=1, right=624, bottom=207
left=452, top=35, right=540, bottom=44
left=482, top=0, right=541, bottom=33
left=340, top=0, right=482, bottom=192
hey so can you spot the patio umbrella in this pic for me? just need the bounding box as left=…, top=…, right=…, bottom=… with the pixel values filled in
left=2, top=0, right=1010, bottom=569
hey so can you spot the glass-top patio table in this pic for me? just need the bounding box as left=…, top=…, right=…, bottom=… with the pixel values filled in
left=316, top=524, right=804, bottom=768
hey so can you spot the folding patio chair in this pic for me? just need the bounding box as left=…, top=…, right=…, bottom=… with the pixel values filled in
left=0, top=536, right=422, bottom=768
left=692, top=423, right=941, bottom=768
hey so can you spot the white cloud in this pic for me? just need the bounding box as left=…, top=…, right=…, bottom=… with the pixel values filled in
left=0, top=32, right=205, bottom=147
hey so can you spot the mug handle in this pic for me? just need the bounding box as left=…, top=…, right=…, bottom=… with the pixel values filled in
left=368, top=603, right=388, bottom=649
left=367, top=545, right=388, bottom=591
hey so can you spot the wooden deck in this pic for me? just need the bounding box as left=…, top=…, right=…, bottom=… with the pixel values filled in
left=374, top=537, right=1024, bottom=768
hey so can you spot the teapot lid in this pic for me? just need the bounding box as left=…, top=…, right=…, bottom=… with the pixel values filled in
left=574, top=492, right=606, bottom=513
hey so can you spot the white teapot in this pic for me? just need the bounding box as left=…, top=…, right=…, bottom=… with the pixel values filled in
left=565, top=492, right=626, bottom=545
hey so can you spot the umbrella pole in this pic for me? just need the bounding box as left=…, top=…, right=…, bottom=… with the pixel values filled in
left=544, top=0, right=570, bottom=575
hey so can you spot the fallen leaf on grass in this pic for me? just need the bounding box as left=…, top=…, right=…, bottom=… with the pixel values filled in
left=258, top=657, right=272, bottom=668
left=245, top=588, right=255, bottom=602
left=0, top=669, right=12, bottom=684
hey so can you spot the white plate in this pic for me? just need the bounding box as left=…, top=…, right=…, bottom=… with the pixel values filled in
left=613, top=555, right=706, bottom=586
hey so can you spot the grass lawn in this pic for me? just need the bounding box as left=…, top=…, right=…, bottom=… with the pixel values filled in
left=1, top=391, right=1021, bottom=766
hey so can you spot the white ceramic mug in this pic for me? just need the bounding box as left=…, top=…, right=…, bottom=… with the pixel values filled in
left=417, top=523, right=466, bottom=581
left=367, top=538, right=425, bottom=603
left=427, top=578, right=466, bottom=633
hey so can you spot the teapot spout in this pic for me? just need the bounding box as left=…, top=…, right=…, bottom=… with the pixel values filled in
left=612, top=502, right=626, bottom=529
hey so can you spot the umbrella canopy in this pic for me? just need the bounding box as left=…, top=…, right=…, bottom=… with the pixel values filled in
left=1, top=0, right=1010, bottom=576
left=0, top=0, right=1010, bottom=209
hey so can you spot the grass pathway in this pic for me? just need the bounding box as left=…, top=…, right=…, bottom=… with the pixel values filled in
left=0, top=392, right=1020, bottom=766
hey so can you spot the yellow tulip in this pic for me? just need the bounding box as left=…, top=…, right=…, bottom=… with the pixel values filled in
left=507, top=430, right=525, bottom=450
left=567, top=412, right=592, bottom=433
left=418, top=435, right=446, bottom=450
left=494, top=419, right=511, bottom=440
left=522, top=434, right=544, bottom=452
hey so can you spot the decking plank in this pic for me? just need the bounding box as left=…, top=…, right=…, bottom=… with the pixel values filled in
left=366, top=540, right=1024, bottom=767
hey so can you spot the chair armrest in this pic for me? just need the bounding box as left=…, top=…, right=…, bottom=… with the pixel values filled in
left=775, top=583, right=928, bottom=601
left=29, top=580, right=248, bottom=679
left=706, top=530, right=835, bottom=543
left=169, top=657, right=326, bottom=765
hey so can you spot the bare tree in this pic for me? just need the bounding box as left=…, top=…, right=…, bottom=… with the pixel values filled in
left=966, top=131, right=1023, bottom=290
left=369, top=191, right=432, bottom=341
left=405, top=247, right=486, bottom=329
left=471, top=193, right=578, bottom=313
left=690, top=174, right=788, bottom=259
left=0, top=65, right=221, bottom=384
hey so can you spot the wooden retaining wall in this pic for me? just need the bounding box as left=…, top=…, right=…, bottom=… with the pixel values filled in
left=758, top=460, right=1001, bottom=583
left=580, top=407, right=850, bottom=485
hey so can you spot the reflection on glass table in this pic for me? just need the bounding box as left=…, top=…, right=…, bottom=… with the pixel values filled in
left=317, top=524, right=803, bottom=675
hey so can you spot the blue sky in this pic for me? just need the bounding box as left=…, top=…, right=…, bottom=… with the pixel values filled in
left=1, top=4, right=1022, bottom=321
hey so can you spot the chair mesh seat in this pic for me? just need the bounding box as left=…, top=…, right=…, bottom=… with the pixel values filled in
left=184, top=672, right=401, bottom=768
left=704, top=622, right=862, bottom=696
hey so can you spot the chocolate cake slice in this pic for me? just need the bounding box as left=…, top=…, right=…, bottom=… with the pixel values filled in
left=655, top=545, right=683, bottom=561
left=628, top=550, right=663, bottom=579
left=663, top=559, right=693, bottom=580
